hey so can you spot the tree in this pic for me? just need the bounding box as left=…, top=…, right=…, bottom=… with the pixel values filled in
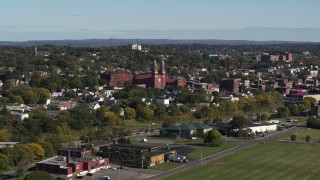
left=118, top=137, right=131, bottom=144
left=276, top=107, right=290, bottom=118
left=0, top=129, right=11, bottom=141
left=0, top=153, right=10, bottom=171
left=16, top=158, right=30, bottom=178
left=219, top=100, right=237, bottom=116
left=37, top=140, right=54, bottom=157
left=24, top=170, right=55, bottom=180
left=124, top=107, right=136, bottom=119
left=230, top=116, right=249, bottom=129
left=16, top=143, right=45, bottom=161
left=204, top=129, right=223, bottom=147
left=291, top=134, right=297, bottom=142
left=306, top=135, right=311, bottom=143
left=136, top=108, right=154, bottom=121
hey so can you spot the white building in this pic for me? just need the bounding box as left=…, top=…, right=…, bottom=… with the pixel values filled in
left=132, top=44, right=142, bottom=51
left=248, top=124, right=277, bottom=134
left=11, top=111, right=29, bottom=120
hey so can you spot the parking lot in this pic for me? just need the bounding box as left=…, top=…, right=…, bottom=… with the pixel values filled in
left=54, top=165, right=157, bottom=180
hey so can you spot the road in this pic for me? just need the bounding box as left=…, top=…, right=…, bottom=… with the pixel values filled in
left=147, top=126, right=299, bottom=180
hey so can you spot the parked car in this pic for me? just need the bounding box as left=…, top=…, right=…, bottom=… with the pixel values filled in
left=102, top=176, right=111, bottom=180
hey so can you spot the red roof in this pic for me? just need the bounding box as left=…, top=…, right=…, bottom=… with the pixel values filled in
left=134, top=74, right=152, bottom=80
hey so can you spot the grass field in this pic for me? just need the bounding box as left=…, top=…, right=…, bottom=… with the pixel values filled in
left=164, top=142, right=320, bottom=180
left=277, top=128, right=320, bottom=142
left=188, top=143, right=236, bottom=160
left=149, top=162, right=182, bottom=171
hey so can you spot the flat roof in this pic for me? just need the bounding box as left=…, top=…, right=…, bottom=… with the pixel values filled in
left=37, top=156, right=67, bottom=166
left=58, top=148, right=89, bottom=152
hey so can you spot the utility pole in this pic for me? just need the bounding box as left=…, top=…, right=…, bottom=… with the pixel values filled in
left=201, top=150, right=203, bottom=165
left=141, top=156, right=145, bottom=174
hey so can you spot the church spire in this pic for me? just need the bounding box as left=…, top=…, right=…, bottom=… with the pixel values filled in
left=161, top=60, right=166, bottom=76
left=153, top=60, right=158, bottom=76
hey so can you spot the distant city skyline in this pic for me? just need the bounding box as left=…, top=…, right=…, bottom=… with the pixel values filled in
left=1, top=0, right=320, bottom=41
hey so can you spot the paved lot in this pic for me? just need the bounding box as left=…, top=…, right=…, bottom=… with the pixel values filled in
left=53, top=165, right=157, bottom=180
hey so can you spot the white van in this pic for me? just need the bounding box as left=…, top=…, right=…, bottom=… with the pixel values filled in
left=102, top=176, right=110, bottom=180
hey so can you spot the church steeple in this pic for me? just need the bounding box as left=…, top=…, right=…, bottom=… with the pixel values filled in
left=153, top=60, right=158, bottom=76
left=161, top=60, right=166, bottom=76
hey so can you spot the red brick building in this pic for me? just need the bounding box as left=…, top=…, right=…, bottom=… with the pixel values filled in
left=219, top=79, right=240, bottom=95
left=261, top=52, right=293, bottom=62
left=36, top=149, right=109, bottom=177
left=104, top=69, right=133, bottom=87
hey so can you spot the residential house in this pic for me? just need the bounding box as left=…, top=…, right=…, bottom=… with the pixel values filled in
left=89, top=102, right=100, bottom=110
left=0, top=142, right=19, bottom=148
left=10, top=111, right=29, bottom=120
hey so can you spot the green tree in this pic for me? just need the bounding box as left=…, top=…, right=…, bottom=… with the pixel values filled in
left=230, top=115, right=249, bottom=129
left=291, top=134, right=297, bottom=142
left=204, top=129, right=223, bottom=147
left=219, top=100, right=237, bottom=116
left=124, top=107, right=136, bottom=119
left=276, top=107, right=290, bottom=118
left=0, top=129, right=11, bottom=141
left=24, top=170, right=55, bottom=180
left=306, top=135, right=311, bottom=142
left=37, top=140, right=54, bottom=157
left=137, top=108, right=154, bottom=121
left=0, top=153, right=10, bottom=171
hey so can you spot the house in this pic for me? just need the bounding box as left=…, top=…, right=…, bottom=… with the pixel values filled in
left=0, top=142, right=19, bottom=148
left=2, top=103, right=26, bottom=112
left=50, top=101, right=78, bottom=111
left=160, top=122, right=213, bottom=139
left=10, top=111, right=29, bottom=120
left=89, top=102, right=100, bottom=110
left=52, top=92, right=64, bottom=97
left=155, top=98, right=170, bottom=105
left=27, top=104, right=48, bottom=110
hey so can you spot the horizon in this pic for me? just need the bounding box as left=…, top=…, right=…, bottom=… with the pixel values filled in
left=1, top=0, right=320, bottom=41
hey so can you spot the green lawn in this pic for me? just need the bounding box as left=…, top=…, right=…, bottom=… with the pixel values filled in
left=188, top=143, right=236, bottom=160
left=174, top=138, right=204, bottom=144
left=278, top=128, right=320, bottom=142
left=164, top=142, right=320, bottom=180
left=149, top=162, right=182, bottom=171
left=130, top=139, right=165, bottom=146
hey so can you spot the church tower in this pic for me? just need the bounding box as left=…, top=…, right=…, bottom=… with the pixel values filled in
left=160, top=60, right=166, bottom=88
left=152, top=60, right=165, bottom=89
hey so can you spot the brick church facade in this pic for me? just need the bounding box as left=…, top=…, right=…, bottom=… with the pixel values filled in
left=103, top=60, right=186, bottom=89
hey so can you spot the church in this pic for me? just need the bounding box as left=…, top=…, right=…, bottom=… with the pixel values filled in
left=133, top=60, right=185, bottom=89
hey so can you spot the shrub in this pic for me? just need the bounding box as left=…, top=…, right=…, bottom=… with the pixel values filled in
left=290, top=134, right=297, bottom=142
left=306, top=135, right=311, bottom=143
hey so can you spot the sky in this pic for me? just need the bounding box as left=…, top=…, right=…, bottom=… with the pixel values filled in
left=0, top=0, right=320, bottom=41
